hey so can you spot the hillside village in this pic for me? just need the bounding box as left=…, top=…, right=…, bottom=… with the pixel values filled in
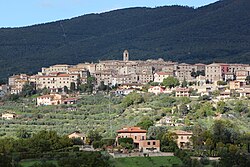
left=0, top=50, right=250, bottom=166
left=3, top=50, right=250, bottom=100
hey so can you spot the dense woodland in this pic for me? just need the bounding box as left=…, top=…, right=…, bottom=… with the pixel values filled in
left=1, top=0, right=250, bottom=80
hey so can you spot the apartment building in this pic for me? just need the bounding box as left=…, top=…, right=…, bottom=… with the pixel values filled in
left=9, top=74, right=29, bottom=94
left=205, top=63, right=223, bottom=83
left=228, top=64, right=249, bottom=73
left=112, top=74, right=138, bottom=86
left=236, top=70, right=249, bottom=82
left=35, top=73, right=79, bottom=92
left=162, top=62, right=178, bottom=74
left=41, top=64, right=71, bottom=75
left=176, top=63, right=194, bottom=81
left=194, top=63, right=206, bottom=72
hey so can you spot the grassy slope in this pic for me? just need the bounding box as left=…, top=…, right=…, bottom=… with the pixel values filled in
left=0, top=94, right=249, bottom=138
left=113, top=156, right=182, bottom=167
left=19, top=160, right=58, bottom=167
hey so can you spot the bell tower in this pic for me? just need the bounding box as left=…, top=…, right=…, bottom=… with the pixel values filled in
left=123, top=50, right=129, bottom=61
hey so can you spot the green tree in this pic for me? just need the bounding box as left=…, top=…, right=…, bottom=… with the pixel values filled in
left=161, top=131, right=178, bottom=152
left=28, top=130, right=72, bottom=152
left=79, top=76, right=96, bottom=94
left=197, top=70, right=205, bottom=76
left=217, top=81, right=227, bottom=85
left=63, top=86, right=69, bottom=93
left=149, top=82, right=159, bottom=86
left=216, top=101, right=230, bottom=114
left=70, top=82, right=76, bottom=91
left=30, top=162, right=57, bottom=167
left=58, top=152, right=110, bottom=167
left=162, top=76, right=180, bottom=88
left=136, top=117, right=154, bottom=130
left=98, top=81, right=108, bottom=91
left=87, top=130, right=102, bottom=144
left=147, top=126, right=168, bottom=140
left=41, top=87, right=50, bottom=94
left=5, top=94, right=19, bottom=101
left=246, top=75, right=250, bottom=85
left=16, top=128, right=31, bottom=139
left=0, top=154, right=12, bottom=167
left=212, top=120, right=239, bottom=145
left=122, top=92, right=144, bottom=107
left=234, top=100, right=249, bottom=113
left=181, top=79, right=188, bottom=87
left=179, top=104, right=188, bottom=115
left=20, top=83, right=36, bottom=97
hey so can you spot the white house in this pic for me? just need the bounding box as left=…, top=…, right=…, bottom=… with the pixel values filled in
left=37, top=94, right=63, bottom=106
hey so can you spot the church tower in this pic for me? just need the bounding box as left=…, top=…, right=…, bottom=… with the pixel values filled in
left=123, top=50, right=129, bottom=61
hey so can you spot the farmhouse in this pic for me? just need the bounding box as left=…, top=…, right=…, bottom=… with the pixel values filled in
left=116, top=127, right=160, bottom=153
left=173, top=130, right=193, bottom=149
left=1, top=113, right=16, bottom=120
left=68, top=131, right=86, bottom=144
left=36, top=94, right=63, bottom=106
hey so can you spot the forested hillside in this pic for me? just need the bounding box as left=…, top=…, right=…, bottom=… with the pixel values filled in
left=0, top=0, right=250, bottom=80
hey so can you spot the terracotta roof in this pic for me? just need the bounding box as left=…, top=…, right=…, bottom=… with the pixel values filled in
left=155, top=72, right=171, bottom=75
left=64, top=98, right=78, bottom=101
left=38, top=95, right=53, bottom=98
left=176, top=87, right=190, bottom=91
left=117, top=127, right=147, bottom=133
left=173, top=130, right=193, bottom=135
left=57, top=74, right=70, bottom=77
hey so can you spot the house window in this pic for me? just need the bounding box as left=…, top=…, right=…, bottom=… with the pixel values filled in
left=153, top=142, right=156, bottom=145
left=142, top=136, right=145, bottom=140
left=135, top=136, right=137, bottom=140
left=147, top=142, right=150, bottom=145
left=181, top=136, right=183, bottom=139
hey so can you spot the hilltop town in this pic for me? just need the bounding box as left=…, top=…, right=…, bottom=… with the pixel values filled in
left=0, top=50, right=250, bottom=166
left=4, top=50, right=250, bottom=99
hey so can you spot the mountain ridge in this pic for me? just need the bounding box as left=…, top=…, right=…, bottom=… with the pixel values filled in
left=0, top=0, right=250, bottom=80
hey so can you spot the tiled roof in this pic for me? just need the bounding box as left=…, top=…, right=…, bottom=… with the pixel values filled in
left=117, top=127, right=147, bottom=133
left=173, top=130, right=193, bottom=135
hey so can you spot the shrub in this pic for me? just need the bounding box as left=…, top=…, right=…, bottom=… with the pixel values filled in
left=101, top=138, right=115, bottom=146
left=118, top=138, right=133, bottom=145
left=200, top=156, right=210, bottom=165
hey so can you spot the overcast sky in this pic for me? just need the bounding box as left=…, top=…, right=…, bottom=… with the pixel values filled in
left=0, top=0, right=218, bottom=28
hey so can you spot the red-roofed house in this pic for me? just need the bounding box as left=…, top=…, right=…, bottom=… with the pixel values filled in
left=148, top=86, right=165, bottom=95
left=116, top=127, right=160, bottom=153
left=175, top=87, right=190, bottom=97
left=63, top=98, right=78, bottom=104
